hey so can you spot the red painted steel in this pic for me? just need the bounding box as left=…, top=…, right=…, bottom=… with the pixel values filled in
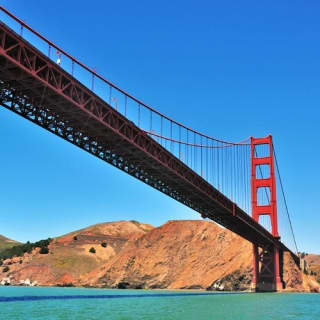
left=251, top=135, right=282, bottom=291
left=251, top=136, right=279, bottom=237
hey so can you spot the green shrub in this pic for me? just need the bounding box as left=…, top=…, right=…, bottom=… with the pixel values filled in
left=57, top=283, right=74, bottom=287
left=0, top=260, right=3, bottom=266
left=89, top=247, right=96, bottom=254
left=3, top=266, right=9, bottom=273
left=0, top=238, right=52, bottom=260
left=101, top=242, right=107, bottom=248
left=39, top=247, right=49, bottom=254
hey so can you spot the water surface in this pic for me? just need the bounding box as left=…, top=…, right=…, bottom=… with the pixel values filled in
left=0, top=286, right=319, bottom=320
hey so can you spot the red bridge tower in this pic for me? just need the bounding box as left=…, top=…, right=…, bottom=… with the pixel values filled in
left=251, top=135, right=282, bottom=291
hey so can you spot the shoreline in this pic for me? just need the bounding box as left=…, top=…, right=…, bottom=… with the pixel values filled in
left=1, top=285, right=317, bottom=294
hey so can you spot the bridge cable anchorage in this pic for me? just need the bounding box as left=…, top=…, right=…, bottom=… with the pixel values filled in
left=272, top=144, right=299, bottom=254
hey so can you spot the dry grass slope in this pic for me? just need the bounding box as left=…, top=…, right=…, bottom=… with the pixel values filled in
left=0, top=235, right=20, bottom=252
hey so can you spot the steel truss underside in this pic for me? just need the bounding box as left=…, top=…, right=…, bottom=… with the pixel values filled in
left=0, top=21, right=294, bottom=254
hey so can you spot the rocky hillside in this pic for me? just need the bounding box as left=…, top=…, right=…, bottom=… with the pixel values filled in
left=305, top=254, right=320, bottom=281
left=0, top=220, right=319, bottom=292
left=305, top=254, right=320, bottom=267
left=0, top=235, right=20, bottom=252
left=86, top=220, right=252, bottom=290
left=0, top=221, right=153, bottom=286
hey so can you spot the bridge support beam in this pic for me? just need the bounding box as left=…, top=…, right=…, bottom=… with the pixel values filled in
left=251, top=244, right=283, bottom=291
left=250, top=135, right=283, bottom=292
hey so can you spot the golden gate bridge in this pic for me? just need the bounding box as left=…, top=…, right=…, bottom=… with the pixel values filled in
left=0, top=6, right=299, bottom=291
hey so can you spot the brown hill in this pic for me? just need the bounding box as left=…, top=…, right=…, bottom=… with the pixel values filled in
left=85, top=220, right=253, bottom=290
left=305, top=254, right=320, bottom=281
left=0, top=235, right=20, bottom=252
left=0, top=220, right=319, bottom=292
left=1, top=221, right=153, bottom=286
left=305, top=254, right=320, bottom=266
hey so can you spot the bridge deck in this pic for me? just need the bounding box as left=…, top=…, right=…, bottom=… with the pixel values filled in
left=0, top=21, right=297, bottom=259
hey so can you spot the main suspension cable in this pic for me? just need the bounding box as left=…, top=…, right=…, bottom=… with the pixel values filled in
left=273, top=144, right=299, bottom=253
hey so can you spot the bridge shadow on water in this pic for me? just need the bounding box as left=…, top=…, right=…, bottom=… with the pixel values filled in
left=0, top=291, right=251, bottom=303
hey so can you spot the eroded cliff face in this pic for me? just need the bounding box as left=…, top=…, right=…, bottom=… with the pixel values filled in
left=282, top=252, right=320, bottom=293
left=1, top=220, right=318, bottom=292
left=305, top=254, right=320, bottom=282
left=283, top=251, right=304, bottom=291
left=305, top=254, right=320, bottom=266
left=86, top=220, right=253, bottom=290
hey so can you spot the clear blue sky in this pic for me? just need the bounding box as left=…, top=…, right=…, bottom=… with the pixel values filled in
left=0, top=1, right=319, bottom=254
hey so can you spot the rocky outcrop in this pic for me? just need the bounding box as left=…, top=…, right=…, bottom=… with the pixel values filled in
left=305, top=254, right=320, bottom=265
left=283, top=251, right=304, bottom=291
left=0, top=277, right=11, bottom=286
left=0, top=275, right=38, bottom=287
left=206, top=268, right=252, bottom=291
left=282, top=251, right=320, bottom=293
left=305, top=254, right=320, bottom=280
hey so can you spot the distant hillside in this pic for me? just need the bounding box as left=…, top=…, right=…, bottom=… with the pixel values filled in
left=0, top=235, right=20, bottom=252
left=0, top=220, right=319, bottom=292
left=305, top=254, right=320, bottom=266
left=305, top=254, right=320, bottom=281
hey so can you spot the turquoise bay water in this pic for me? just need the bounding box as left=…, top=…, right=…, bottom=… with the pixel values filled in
left=0, top=287, right=319, bottom=320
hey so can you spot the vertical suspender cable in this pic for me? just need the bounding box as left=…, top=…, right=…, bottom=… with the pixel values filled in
left=194, top=132, right=196, bottom=172
left=170, top=121, right=173, bottom=153
left=179, top=126, right=181, bottom=160
left=160, top=116, right=163, bottom=147
left=217, top=141, right=220, bottom=190
left=186, top=129, right=188, bottom=166
left=206, top=138, right=208, bottom=181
